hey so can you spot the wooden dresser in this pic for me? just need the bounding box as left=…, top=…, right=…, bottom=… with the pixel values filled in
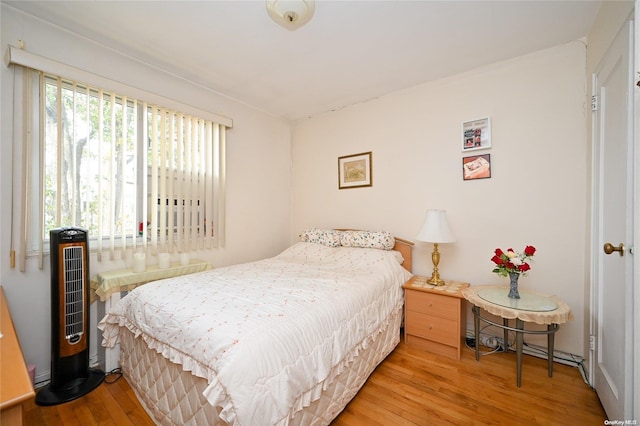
left=0, top=286, right=35, bottom=426
left=402, top=276, right=469, bottom=360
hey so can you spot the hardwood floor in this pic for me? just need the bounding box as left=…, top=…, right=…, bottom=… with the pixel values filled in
left=23, top=374, right=155, bottom=426
left=23, top=341, right=606, bottom=425
left=333, top=343, right=606, bottom=426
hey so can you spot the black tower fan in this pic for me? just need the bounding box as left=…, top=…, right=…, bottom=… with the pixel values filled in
left=35, top=227, right=105, bottom=405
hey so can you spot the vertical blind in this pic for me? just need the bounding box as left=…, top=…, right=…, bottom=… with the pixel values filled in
left=144, top=104, right=226, bottom=255
left=11, top=61, right=228, bottom=270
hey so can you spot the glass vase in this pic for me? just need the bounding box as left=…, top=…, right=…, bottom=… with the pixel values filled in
left=508, top=272, right=520, bottom=299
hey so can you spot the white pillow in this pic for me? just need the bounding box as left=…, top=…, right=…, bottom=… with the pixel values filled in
left=339, top=230, right=395, bottom=250
left=300, top=228, right=342, bottom=247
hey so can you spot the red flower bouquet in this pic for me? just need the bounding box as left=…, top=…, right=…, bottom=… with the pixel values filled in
left=491, top=246, right=536, bottom=277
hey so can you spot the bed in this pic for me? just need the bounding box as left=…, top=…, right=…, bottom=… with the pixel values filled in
left=98, top=229, right=413, bottom=425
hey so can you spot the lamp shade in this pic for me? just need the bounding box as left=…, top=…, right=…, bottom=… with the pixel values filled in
left=416, top=209, right=456, bottom=243
left=266, top=0, right=315, bottom=31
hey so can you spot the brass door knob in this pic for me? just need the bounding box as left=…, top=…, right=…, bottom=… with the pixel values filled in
left=603, top=242, right=625, bottom=256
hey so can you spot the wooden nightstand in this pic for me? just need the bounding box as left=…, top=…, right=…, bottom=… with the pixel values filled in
left=402, top=276, right=470, bottom=360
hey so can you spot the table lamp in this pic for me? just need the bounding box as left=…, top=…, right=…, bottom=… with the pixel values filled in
left=416, top=209, right=456, bottom=286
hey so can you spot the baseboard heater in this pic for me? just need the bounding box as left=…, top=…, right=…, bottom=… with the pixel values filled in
left=36, top=227, right=105, bottom=406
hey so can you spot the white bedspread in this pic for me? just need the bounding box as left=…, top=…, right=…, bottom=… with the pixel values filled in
left=99, top=242, right=412, bottom=426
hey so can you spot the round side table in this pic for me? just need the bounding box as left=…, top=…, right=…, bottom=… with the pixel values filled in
left=462, top=285, right=573, bottom=387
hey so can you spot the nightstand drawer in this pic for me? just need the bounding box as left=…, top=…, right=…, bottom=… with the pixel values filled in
left=405, top=290, right=458, bottom=320
left=405, top=311, right=459, bottom=346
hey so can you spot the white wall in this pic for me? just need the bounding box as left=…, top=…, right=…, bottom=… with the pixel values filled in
left=292, top=41, right=588, bottom=356
left=0, top=5, right=292, bottom=383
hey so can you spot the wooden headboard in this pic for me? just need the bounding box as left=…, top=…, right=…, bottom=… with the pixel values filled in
left=393, top=237, right=414, bottom=273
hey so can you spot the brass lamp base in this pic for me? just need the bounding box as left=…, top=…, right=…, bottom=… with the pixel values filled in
left=427, top=275, right=445, bottom=286
left=428, top=242, right=446, bottom=286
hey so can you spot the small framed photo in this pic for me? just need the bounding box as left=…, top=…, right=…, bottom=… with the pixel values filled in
left=462, top=117, right=491, bottom=151
left=338, top=152, right=372, bottom=189
left=462, top=154, right=491, bottom=180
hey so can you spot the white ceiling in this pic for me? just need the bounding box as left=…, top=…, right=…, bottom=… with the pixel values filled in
left=6, top=0, right=602, bottom=122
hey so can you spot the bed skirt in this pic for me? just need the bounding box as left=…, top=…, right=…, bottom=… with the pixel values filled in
left=118, top=306, right=402, bottom=426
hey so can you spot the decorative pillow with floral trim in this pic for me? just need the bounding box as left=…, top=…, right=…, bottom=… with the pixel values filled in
left=340, top=230, right=395, bottom=250
left=300, top=228, right=342, bottom=247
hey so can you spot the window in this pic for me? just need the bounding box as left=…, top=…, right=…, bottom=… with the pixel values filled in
left=42, top=76, right=140, bottom=251
left=9, top=51, right=229, bottom=270
left=41, top=74, right=227, bottom=258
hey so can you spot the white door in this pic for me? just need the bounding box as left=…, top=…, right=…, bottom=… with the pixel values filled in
left=592, top=19, right=635, bottom=421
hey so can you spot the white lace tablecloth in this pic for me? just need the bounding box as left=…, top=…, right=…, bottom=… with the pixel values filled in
left=462, top=285, right=573, bottom=325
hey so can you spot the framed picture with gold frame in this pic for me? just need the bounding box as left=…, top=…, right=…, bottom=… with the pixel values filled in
left=338, top=152, right=372, bottom=189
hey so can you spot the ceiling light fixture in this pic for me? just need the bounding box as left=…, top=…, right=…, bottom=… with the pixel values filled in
left=266, top=0, right=315, bottom=31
